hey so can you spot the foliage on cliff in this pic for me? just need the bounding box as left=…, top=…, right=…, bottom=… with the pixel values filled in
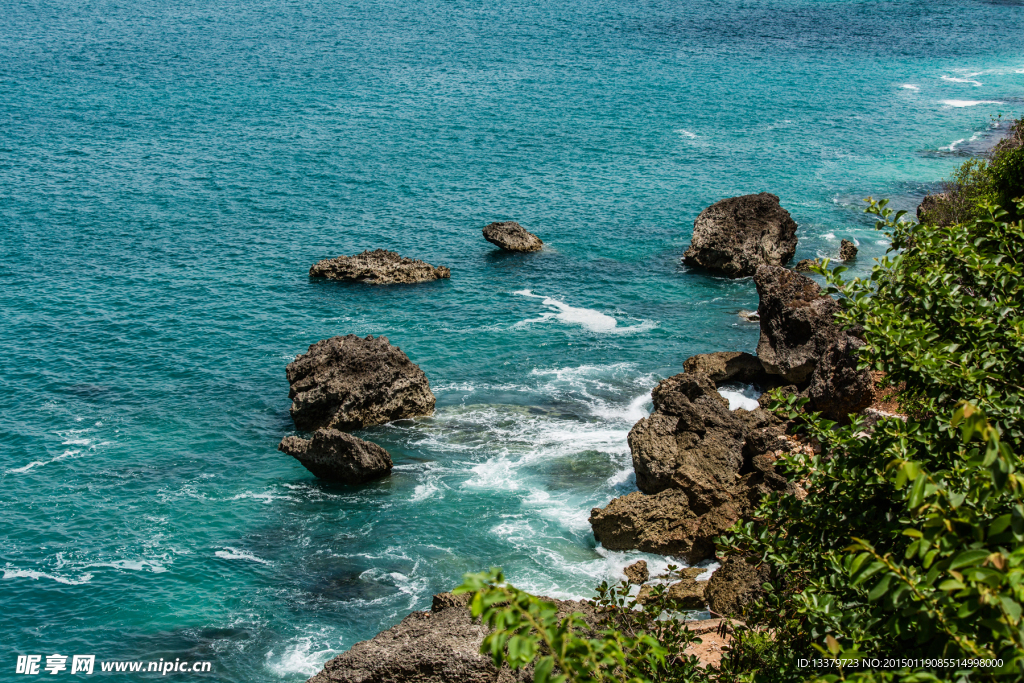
left=714, top=200, right=1024, bottom=682
left=920, top=116, right=1024, bottom=226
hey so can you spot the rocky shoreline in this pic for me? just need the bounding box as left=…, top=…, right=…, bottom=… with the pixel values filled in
left=294, top=194, right=888, bottom=681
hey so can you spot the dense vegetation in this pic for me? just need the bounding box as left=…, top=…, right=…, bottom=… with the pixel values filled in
left=457, top=120, right=1024, bottom=682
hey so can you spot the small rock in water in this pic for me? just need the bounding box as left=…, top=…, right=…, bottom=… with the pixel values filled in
left=839, top=239, right=858, bottom=261
left=481, top=221, right=544, bottom=252
left=279, top=429, right=392, bottom=483
left=623, top=560, right=649, bottom=585
left=738, top=309, right=760, bottom=322
left=309, top=249, right=450, bottom=284
left=794, top=258, right=819, bottom=272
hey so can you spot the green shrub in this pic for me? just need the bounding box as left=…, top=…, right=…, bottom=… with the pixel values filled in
left=989, top=147, right=1024, bottom=221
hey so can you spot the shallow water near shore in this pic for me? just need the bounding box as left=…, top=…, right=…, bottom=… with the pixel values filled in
left=2, top=0, right=1023, bottom=679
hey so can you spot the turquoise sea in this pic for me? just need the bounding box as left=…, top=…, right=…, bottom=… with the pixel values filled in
left=2, top=0, right=1022, bottom=679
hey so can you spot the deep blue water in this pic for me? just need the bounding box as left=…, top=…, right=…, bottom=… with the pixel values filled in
left=2, top=0, right=1022, bottom=679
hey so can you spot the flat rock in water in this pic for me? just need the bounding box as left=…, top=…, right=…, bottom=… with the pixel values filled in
left=309, top=249, right=450, bottom=284
left=286, top=334, right=435, bottom=432
left=481, top=221, right=543, bottom=252
left=683, top=193, right=798, bottom=277
left=279, top=429, right=392, bottom=483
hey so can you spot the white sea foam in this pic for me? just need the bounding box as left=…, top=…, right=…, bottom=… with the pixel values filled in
left=821, top=231, right=836, bottom=240
left=941, top=100, right=1001, bottom=107
left=513, top=290, right=655, bottom=334
left=941, top=74, right=982, bottom=86
left=6, top=449, right=80, bottom=474
left=231, top=490, right=293, bottom=504
left=900, top=84, right=920, bottom=90
left=943, top=138, right=966, bottom=151
left=588, top=393, right=652, bottom=423
left=717, top=384, right=761, bottom=411
left=674, top=128, right=698, bottom=139
left=3, top=567, right=94, bottom=585
left=265, top=630, right=342, bottom=678
left=216, top=547, right=273, bottom=565
left=410, top=481, right=440, bottom=503
left=89, top=559, right=169, bottom=573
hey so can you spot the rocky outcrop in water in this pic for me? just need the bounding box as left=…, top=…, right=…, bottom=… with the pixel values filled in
left=755, top=265, right=872, bottom=420
left=481, top=221, right=543, bottom=252
left=589, top=371, right=794, bottom=562
left=279, top=429, right=393, bottom=483
left=307, top=592, right=595, bottom=683
left=590, top=489, right=723, bottom=562
left=623, top=560, right=649, bottom=585
left=682, top=351, right=772, bottom=386
left=287, top=335, right=435, bottom=432
left=794, top=258, right=818, bottom=272
left=705, top=556, right=771, bottom=618
left=310, top=249, right=451, bottom=284
left=839, top=239, right=858, bottom=261
left=754, top=265, right=840, bottom=384
left=682, top=193, right=798, bottom=277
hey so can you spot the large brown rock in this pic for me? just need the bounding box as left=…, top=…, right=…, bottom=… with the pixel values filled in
left=683, top=193, right=798, bottom=278
left=310, top=249, right=450, bottom=284
left=627, top=372, right=774, bottom=498
left=308, top=593, right=595, bottom=683
left=705, top=556, right=772, bottom=618
left=754, top=265, right=840, bottom=384
left=279, top=429, right=392, bottom=483
left=589, top=489, right=730, bottom=563
left=804, top=332, right=874, bottom=421
left=591, top=370, right=795, bottom=562
left=481, top=222, right=543, bottom=252
left=754, top=265, right=873, bottom=421
left=287, top=335, right=435, bottom=432
left=590, top=450, right=794, bottom=563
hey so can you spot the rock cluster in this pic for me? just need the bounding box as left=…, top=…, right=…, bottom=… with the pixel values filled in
left=683, top=193, right=798, bottom=277
left=590, top=372, right=795, bottom=563
left=590, top=263, right=872, bottom=573
left=286, top=335, right=436, bottom=432
left=482, top=221, right=543, bottom=252
left=279, top=429, right=393, bottom=483
left=310, top=249, right=451, bottom=284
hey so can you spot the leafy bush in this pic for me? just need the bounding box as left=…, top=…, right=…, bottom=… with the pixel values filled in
left=455, top=566, right=709, bottom=683
left=989, top=147, right=1024, bottom=221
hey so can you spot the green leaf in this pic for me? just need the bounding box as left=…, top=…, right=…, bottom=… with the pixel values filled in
left=949, top=549, right=990, bottom=570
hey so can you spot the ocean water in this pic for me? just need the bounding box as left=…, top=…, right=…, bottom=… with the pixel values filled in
left=1, top=0, right=1022, bottom=679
